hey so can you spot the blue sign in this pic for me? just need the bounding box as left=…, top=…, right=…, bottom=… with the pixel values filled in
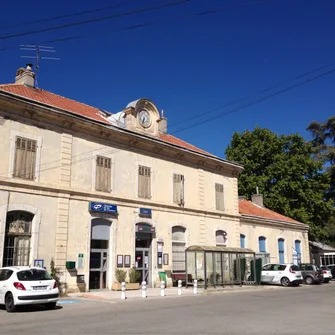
left=89, top=202, right=118, bottom=214
left=139, top=208, right=152, bottom=217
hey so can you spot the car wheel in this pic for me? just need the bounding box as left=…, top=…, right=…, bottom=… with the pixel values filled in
left=5, top=293, right=16, bottom=313
left=305, top=276, right=314, bottom=285
left=281, top=277, right=290, bottom=287
left=44, top=302, right=57, bottom=310
left=323, top=279, right=330, bottom=284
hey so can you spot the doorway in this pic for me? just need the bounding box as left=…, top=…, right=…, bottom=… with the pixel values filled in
left=89, top=219, right=111, bottom=290
left=89, top=240, right=108, bottom=290
left=135, top=225, right=154, bottom=286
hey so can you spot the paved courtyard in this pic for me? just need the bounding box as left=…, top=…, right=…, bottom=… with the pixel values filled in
left=1, top=282, right=334, bottom=334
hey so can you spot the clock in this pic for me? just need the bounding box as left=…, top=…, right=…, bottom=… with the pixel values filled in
left=138, top=109, right=151, bottom=128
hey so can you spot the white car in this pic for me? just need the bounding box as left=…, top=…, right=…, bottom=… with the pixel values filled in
left=261, top=263, right=303, bottom=287
left=320, top=266, right=333, bottom=283
left=0, top=266, right=59, bottom=313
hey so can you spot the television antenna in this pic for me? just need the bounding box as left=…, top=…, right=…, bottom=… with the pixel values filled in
left=20, top=45, right=60, bottom=88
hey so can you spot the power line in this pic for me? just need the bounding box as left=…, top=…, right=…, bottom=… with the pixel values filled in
left=0, top=63, right=334, bottom=180
left=167, top=64, right=332, bottom=130
left=0, top=0, right=190, bottom=41
left=171, top=67, right=335, bottom=135
left=0, top=1, right=138, bottom=31
left=0, top=0, right=271, bottom=52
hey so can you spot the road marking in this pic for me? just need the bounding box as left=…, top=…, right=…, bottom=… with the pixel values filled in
left=58, top=299, right=80, bottom=304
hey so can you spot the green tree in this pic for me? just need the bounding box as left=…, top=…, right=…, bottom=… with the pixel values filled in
left=307, top=116, right=335, bottom=201
left=225, top=127, right=333, bottom=240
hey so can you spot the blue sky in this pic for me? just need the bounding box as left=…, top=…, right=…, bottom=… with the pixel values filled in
left=1, top=0, right=334, bottom=158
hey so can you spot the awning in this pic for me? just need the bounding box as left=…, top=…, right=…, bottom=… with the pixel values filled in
left=186, top=245, right=255, bottom=254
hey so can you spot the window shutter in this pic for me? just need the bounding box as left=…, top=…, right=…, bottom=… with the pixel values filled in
left=173, top=174, right=184, bottom=204
left=13, top=137, right=37, bottom=180
left=215, top=183, right=224, bottom=210
left=240, top=234, right=245, bottom=248
left=295, top=240, right=301, bottom=254
left=259, top=237, right=266, bottom=252
left=138, top=166, right=151, bottom=199
left=95, top=156, right=111, bottom=192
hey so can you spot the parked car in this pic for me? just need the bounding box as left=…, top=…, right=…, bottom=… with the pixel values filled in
left=0, top=266, right=59, bottom=313
left=327, top=264, right=335, bottom=279
left=261, top=263, right=303, bottom=287
left=299, top=263, right=324, bottom=285
left=320, top=266, right=333, bottom=283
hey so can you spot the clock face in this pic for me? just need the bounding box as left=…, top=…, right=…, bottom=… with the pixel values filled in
left=138, top=109, right=151, bottom=128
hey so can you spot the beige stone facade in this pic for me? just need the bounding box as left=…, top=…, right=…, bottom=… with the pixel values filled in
left=0, top=67, right=309, bottom=292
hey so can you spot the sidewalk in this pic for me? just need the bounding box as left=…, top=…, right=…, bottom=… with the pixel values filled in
left=68, top=285, right=279, bottom=302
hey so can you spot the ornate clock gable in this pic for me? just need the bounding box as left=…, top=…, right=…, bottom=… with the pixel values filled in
left=121, top=98, right=166, bottom=136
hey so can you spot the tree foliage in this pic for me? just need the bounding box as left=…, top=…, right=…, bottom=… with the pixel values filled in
left=225, top=127, right=333, bottom=241
left=307, top=116, right=335, bottom=201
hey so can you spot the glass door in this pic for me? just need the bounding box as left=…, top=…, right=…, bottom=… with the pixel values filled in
left=135, top=248, right=150, bottom=284
left=89, top=239, right=108, bottom=290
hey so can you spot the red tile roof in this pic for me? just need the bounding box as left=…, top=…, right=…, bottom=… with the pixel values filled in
left=0, top=84, right=108, bottom=123
left=239, top=200, right=301, bottom=224
left=0, top=84, right=212, bottom=157
left=159, top=133, right=212, bottom=156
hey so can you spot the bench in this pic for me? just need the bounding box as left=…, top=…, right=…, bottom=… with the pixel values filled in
left=171, top=273, right=193, bottom=286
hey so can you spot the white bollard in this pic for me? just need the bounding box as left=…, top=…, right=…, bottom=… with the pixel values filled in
left=121, top=282, right=126, bottom=300
left=193, top=279, right=198, bottom=295
left=141, top=281, right=147, bottom=298
left=178, top=280, right=182, bottom=296
left=160, top=280, right=165, bottom=297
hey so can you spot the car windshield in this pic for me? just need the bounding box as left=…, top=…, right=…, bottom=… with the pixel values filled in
left=321, top=266, right=329, bottom=270
left=17, top=269, right=53, bottom=281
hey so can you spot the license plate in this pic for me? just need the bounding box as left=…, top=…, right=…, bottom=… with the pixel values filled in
left=296, top=276, right=301, bottom=278
left=33, top=286, right=48, bottom=290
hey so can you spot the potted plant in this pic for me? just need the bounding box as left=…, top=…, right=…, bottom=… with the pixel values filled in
left=127, top=267, right=141, bottom=290
left=112, top=269, right=127, bottom=291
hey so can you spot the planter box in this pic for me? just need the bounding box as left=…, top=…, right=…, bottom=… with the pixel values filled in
left=112, top=283, right=140, bottom=291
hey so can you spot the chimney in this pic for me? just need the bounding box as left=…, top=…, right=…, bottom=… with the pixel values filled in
left=158, top=109, right=168, bottom=134
left=251, top=194, right=264, bottom=208
left=15, top=64, right=35, bottom=88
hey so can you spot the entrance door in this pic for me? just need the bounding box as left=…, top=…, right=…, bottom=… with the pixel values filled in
left=135, top=227, right=153, bottom=286
left=135, top=248, right=150, bottom=284
left=89, top=240, right=108, bottom=290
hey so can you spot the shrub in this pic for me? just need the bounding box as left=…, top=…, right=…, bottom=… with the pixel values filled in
left=129, top=267, right=141, bottom=283
left=115, top=269, right=127, bottom=283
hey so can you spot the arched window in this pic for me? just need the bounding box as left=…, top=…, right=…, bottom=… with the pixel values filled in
left=278, top=238, right=285, bottom=264
left=172, top=226, right=186, bottom=272
left=3, top=211, right=33, bottom=267
left=215, top=230, right=227, bottom=246
left=258, top=236, right=266, bottom=253
left=240, top=234, right=246, bottom=248
left=295, top=240, right=301, bottom=262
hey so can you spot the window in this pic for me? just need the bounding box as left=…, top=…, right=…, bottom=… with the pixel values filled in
left=0, top=269, right=13, bottom=281
left=17, top=269, right=52, bottom=281
left=240, top=234, right=246, bottom=248
left=215, top=230, right=227, bottom=246
left=3, top=211, right=33, bottom=267
left=138, top=165, right=151, bottom=199
left=95, top=156, right=112, bottom=192
left=262, top=264, right=272, bottom=271
left=172, top=226, right=186, bottom=272
left=215, top=183, right=224, bottom=210
left=270, top=264, right=286, bottom=271
left=278, top=238, right=285, bottom=264
left=258, top=236, right=266, bottom=253
left=173, top=174, right=185, bottom=205
left=295, top=240, right=301, bottom=261
left=13, top=136, right=37, bottom=180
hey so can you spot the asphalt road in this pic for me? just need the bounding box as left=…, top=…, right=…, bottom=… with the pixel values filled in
left=1, top=283, right=335, bottom=334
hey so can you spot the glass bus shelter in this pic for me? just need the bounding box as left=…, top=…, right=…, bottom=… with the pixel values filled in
left=185, top=245, right=257, bottom=289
